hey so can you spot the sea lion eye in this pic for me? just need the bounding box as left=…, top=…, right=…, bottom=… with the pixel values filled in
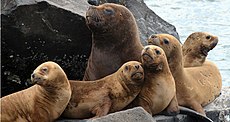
left=155, top=50, right=161, bottom=55
left=41, top=67, right=48, bottom=73
left=163, top=39, right=169, bottom=44
left=104, top=8, right=114, bottom=15
left=125, top=66, right=129, bottom=71
left=206, top=35, right=211, bottom=40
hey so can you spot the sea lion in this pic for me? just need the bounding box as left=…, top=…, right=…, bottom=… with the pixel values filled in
left=147, top=34, right=222, bottom=115
left=182, top=32, right=219, bottom=67
left=84, top=3, right=143, bottom=81
left=62, top=61, right=144, bottom=119
left=130, top=45, right=179, bottom=116
left=0, top=61, right=72, bottom=122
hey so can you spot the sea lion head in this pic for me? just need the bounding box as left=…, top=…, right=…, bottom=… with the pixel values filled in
left=86, top=3, right=135, bottom=33
left=183, top=32, right=218, bottom=56
left=141, top=45, right=166, bottom=71
left=31, top=61, right=67, bottom=87
left=120, top=61, right=144, bottom=85
left=147, top=34, right=181, bottom=60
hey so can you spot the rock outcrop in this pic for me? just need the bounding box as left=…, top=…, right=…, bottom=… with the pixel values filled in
left=1, top=0, right=179, bottom=96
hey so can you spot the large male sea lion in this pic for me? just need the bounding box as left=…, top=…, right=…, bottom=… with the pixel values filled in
left=62, top=61, right=144, bottom=119
left=147, top=34, right=222, bottom=115
left=131, top=45, right=179, bottom=115
left=182, top=32, right=219, bottom=67
left=0, top=61, right=72, bottom=122
left=84, top=3, right=143, bottom=81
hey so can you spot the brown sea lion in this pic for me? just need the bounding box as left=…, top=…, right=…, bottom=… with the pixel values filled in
left=147, top=34, right=222, bottom=115
left=131, top=45, right=179, bottom=116
left=0, top=61, right=72, bottom=122
left=62, top=61, right=144, bottom=119
left=84, top=3, right=143, bottom=81
left=182, top=32, right=219, bottom=67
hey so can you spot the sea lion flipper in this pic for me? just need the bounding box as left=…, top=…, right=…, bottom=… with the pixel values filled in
left=165, top=95, right=179, bottom=115
left=91, top=97, right=112, bottom=118
left=189, top=101, right=206, bottom=115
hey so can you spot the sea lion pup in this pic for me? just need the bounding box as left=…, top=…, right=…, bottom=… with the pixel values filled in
left=62, top=61, right=144, bottom=119
left=84, top=3, right=143, bottom=81
left=182, top=32, right=219, bottom=67
left=147, top=34, right=222, bottom=115
left=0, top=61, right=72, bottom=122
left=130, top=45, right=179, bottom=115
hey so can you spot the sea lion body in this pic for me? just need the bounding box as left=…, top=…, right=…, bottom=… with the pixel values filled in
left=84, top=3, right=143, bottom=81
left=182, top=32, right=218, bottom=67
left=0, top=61, right=72, bottom=122
left=132, top=45, right=179, bottom=115
left=62, top=61, right=144, bottom=119
left=148, top=34, right=222, bottom=115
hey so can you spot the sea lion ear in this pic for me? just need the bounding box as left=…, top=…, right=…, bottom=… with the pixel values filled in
left=156, top=63, right=163, bottom=71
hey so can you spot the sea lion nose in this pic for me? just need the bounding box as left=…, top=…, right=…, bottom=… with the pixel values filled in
left=135, top=65, right=140, bottom=70
left=145, top=47, right=150, bottom=51
left=150, top=34, right=157, bottom=39
left=31, top=73, right=35, bottom=79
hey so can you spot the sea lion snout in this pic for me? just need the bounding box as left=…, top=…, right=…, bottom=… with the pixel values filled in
left=31, top=66, right=49, bottom=84
left=147, top=34, right=159, bottom=45
left=131, top=72, right=144, bottom=81
left=141, top=47, right=154, bottom=63
left=124, top=62, right=144, bottom=81
left=135, top=65, right=140, bottom=70
left=31, top=72, right=45, bottom=84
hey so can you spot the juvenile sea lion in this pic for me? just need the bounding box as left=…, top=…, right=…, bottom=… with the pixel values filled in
left=182, top=32, right=219, bottom=67
left=0, top=61, right=72, bottom=122
left=147, top=34, right=222, bottom=115
left=62, top=61, right=144, bottom=119
left=84, top=3, right=143, bottom=81
left=130, top=45, right=179, bottom=115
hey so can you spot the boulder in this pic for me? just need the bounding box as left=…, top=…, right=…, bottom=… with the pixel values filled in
left=57, top=107, right=156, bottom=122
left=1, top=0, right=91, bottom=96
left=124, top=0, right=180, bottom=44
left=1, top=0, right=179, bottom=96
left=205, top=86, right=230, bottom=122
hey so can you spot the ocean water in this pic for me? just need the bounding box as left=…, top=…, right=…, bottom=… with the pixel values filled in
left=144, top=0, right=230, bottom=86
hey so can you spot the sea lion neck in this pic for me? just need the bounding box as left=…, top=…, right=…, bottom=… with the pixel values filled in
left=144, top=60, right=170, bottom=76
left=168, top=47, right=184, bottom=77
left=92, top=33, right=142, bottom=52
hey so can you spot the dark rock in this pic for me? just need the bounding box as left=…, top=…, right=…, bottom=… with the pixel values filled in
left=124, top=0, right=180, bottom=45
left=88, top=0, right=124, bottom=6
left=1, top=0, right=92, bottom=96
left=1, top=0, right=179, bottom=97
